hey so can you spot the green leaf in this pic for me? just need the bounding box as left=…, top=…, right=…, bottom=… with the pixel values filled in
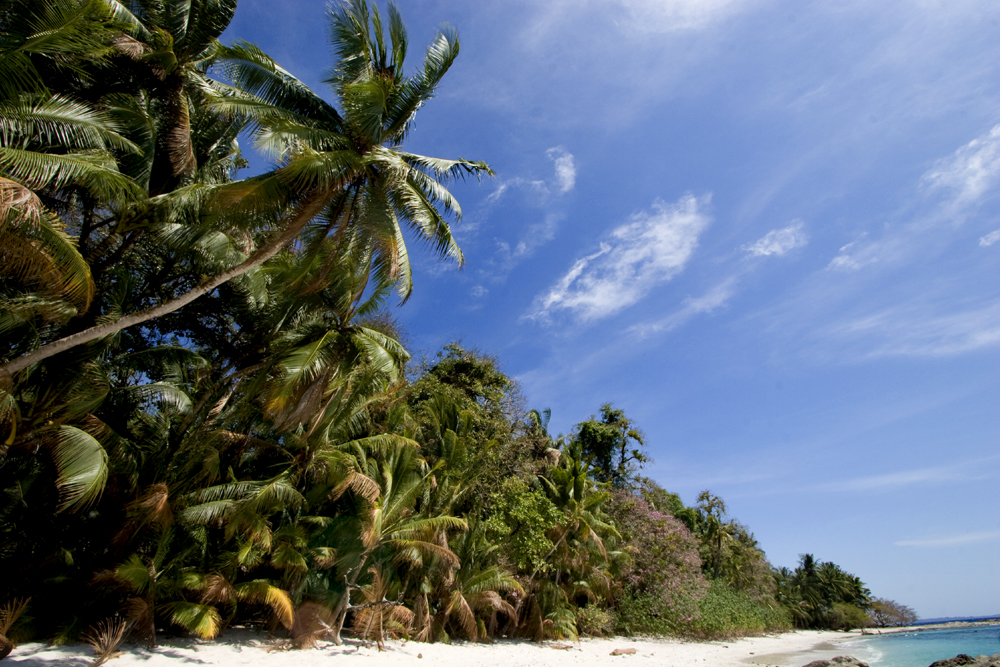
left=51, top=425, right=108, bottom=512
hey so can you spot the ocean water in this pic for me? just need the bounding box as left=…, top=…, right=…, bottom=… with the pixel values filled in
left=842, top=625, right=1000, bottom=667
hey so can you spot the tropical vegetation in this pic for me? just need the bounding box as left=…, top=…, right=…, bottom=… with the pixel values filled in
left=0, top=0, right=910, bottom=655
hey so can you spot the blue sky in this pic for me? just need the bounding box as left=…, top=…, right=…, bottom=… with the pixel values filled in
left=224, top=0, right=1000, bottom=619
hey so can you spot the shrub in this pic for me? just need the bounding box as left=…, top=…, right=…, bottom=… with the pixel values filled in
left=615, top=592, right=701, bottom=636
left=605, top=489, right=708, bottom=636
left=827, top=602, right=869, bottom=630
left=692, top=580, right=791, bottom=639
left=576, top=603, right=616, bottom=637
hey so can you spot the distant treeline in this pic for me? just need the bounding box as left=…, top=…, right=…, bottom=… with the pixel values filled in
left=0, top=0, right=912, bottom=653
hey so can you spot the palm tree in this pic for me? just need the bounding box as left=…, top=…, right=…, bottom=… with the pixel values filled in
left=304, top=438, right=465, bottom=644
left=0, top=0, right=490, bottom=377
left=696, top=491, right=735, bottom=579
left=428, top=521, right=521, bottom=642
left=0, top=0, right=147, bottom=346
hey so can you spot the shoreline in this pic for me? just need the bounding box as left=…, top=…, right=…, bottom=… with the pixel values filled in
left=7, top=628, right=861, bottom=667
left=13, top=623, right=998, bottom=667
left=860, top=620, right=1000, bottom=635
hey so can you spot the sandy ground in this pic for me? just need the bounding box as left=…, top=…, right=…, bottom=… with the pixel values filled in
left=6, top=629, right=866, bottom=667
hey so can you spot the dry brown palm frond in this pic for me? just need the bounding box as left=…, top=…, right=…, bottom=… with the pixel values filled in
left=350, top=567, right=412, bottom=650
left=312, top=547, right=337, bottom=570
left=0, top=597, right=29, bottom=636
left=83, top=617, right=128, bottom=666
left=411, top=593, right=431, bottom=642
left=199, top=574, right=236, bottom=606
left=124, top=597, right=155, bottom=648
left=470, top=590, right=516, bottom=618
left=134, top=483, right=173, bottom=528
left=110, top=484, right=174, bottom=550
left=0, top=178, right=41, bottom=229
left=327, top=470, right=380, bottom=503
left=447, top=592, right=477, bottom=641
left=110, top=35, right=150, bottom=59
left=291, top=602, right=334, bottom=649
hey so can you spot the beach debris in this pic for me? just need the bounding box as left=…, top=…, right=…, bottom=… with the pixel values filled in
left=801, top=657, right=869, bottom=667
left=417, top=653, right=423, bottom=659
left=550, top=643, right=575, bottom=650
left=83, top=617, right=129, bottom=666
left=610, top=647, right=637, bottom=656
left=0, top=598, right=31, bottom=661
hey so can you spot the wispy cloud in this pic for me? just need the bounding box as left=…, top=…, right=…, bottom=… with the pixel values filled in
left=743, top=220, right=809, bottom=257
left=979, top=229, right=1000, bottom=247
left=495, top=212, right=563, bottom=269
left=630, top=278, right=736, bottom=337
left=546, top=146, right=576, bottom=193
left=483, top=177, right=549, bottom=206
left=615, top=0, right=755, bottom=33
left=477, top=148, right=578, bottom=277
left=528, top=194, right=711, bottom=322
left=827, top=236, right=888, bottom=272
left=896, top=530, right=1000, bottom=549
left=824, top=302, right=1000, bottom=358
left=924, top=123, right=1000, bottom=206
left=825, top=465, right=979, bottom=493
left=817, top=124, right=1000, bottom=275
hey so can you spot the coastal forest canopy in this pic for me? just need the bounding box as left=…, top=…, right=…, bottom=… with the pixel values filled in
left=0, top=0, right=912, bottom=653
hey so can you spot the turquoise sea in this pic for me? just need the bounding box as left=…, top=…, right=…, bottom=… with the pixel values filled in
left=841, top=625, right=1000, bottom=667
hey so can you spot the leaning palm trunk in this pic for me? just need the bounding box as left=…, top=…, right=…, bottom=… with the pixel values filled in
left=0, top=194, right=328, bottom=377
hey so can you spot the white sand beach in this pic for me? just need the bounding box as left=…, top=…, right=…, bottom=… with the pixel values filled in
left=7, top=629, right=865, bottom=667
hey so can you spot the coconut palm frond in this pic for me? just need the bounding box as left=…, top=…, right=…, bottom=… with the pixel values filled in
left=49, top=425, right=108, bottom=512
left=165, top=601, right=220, bottom=639
left=233, top=580, right=293, bottom=629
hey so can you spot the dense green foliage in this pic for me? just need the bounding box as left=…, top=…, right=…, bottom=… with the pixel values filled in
left=1, top=0, right=903, bottom=653
left=693, top=581, right=792, bottom=638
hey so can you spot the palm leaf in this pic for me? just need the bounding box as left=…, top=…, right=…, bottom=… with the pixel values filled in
left=0, top=147, right=142, bottom=202
left=234, top=580, right=293, bottom=628
left=50, top=424, right=108, bottom=512
left=166, top=601, right=220, bottom=639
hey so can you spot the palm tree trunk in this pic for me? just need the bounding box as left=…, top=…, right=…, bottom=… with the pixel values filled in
left=330, top=556, right=368, bottom=645
left=0, top=633, right=13, bottom=660
left=0, top=195, right=329, bottom=378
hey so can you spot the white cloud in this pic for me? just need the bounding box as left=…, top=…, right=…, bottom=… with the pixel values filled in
left=979, top=229, right=1000, bottom=246
left=485, top=182, right=509, bottom=204
left=831, top=467, right=969, bottom=492
left=896, top=530, right=1000, bottom=549
left=923, top=123, right=1000, bottom=205
left=630, top=278, right=736, bottom=337
left=743, top=220, right=809, bottom=257
left=529, top=194, right=711, bottom=322
left=615, top=0, right=754, bottom=33
left=826, top=235, right=897, bottom=272
left=495, top=212, right=563, bottom=270
left=815, top=456, right=999, bottom=495
left=546, top=147, right=576, bottom=194
left=826, top=303, right=1000, bottom=357
left=470, top=285, right=488, bottom=298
